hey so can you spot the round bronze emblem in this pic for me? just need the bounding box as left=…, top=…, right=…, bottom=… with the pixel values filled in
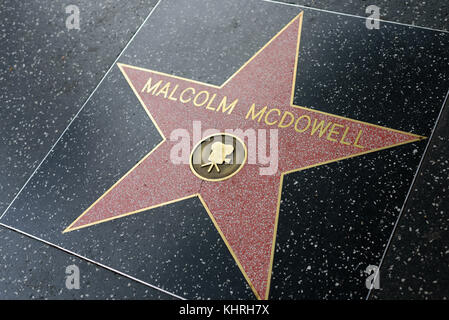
left=190, top=133, right=247, bottom=181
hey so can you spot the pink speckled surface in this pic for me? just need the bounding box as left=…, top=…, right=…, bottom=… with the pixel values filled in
left=66, top=14, right=422, bottom=299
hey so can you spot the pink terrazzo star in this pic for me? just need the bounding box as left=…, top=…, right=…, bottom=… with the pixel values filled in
left=64, top=12, right=423, bottom=299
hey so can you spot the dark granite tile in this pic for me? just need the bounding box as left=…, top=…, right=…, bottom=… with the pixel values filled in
left=270, top=140, right=427, bottom=299
left=0, top=0, right=157, bottom=213
left=275, top=0, right=449, bottom=31
left=0, top=225, right=175, bottom=299
left=119, top=0, right=300, bottom=85
left=370, top=96, right=449, bottom=300
left=292, top=9, right=448, bottom=135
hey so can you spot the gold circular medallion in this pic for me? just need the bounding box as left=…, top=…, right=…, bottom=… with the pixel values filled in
left=190, top=133, right=247, bottom=181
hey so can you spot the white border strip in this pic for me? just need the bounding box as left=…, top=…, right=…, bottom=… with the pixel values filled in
left=366, top=88, right=449, bottom=299
left=0, top=0, right=162, bottom=220
left=262, top=0, right=449, bottom=34
left=0, top=222, right=185, bottom=300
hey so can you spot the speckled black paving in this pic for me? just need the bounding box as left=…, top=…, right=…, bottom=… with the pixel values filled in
left=1, top=0, right=448, bottom=300
left=370, top=97, right=449, bottom=300
left=280, top=0, right=449, bottom=32
left=0, top=225, right=174, bottom=299
left=0, top=0, right=158, bottom=214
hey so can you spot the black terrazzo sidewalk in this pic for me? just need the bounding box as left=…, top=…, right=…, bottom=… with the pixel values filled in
left=0, top=0, right=448, bottom=300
